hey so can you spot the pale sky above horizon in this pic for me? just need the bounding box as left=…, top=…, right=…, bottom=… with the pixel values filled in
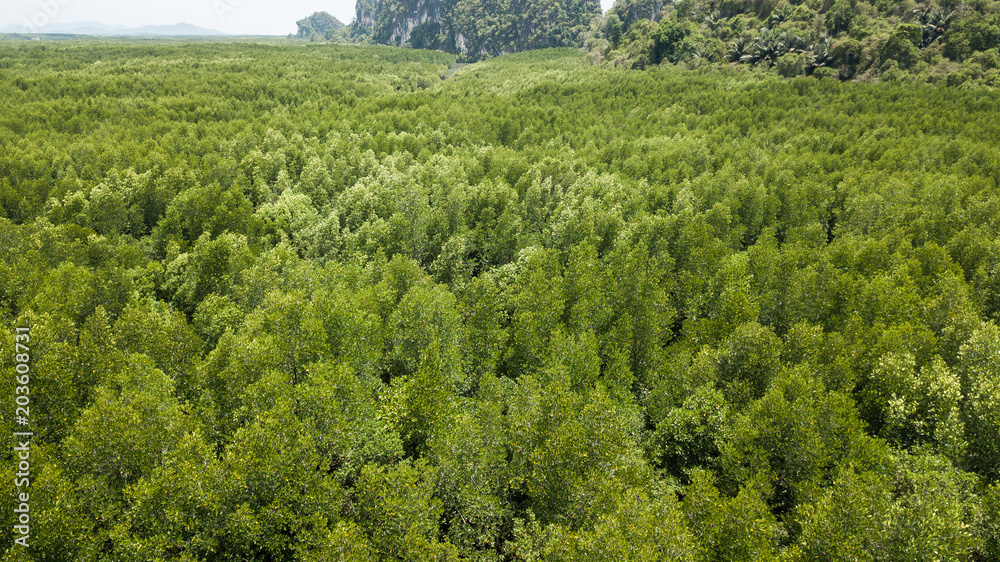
left=1, top=0, right=615, bottom=36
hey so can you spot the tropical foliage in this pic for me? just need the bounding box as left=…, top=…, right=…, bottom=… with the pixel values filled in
left=588, top=0, right=1000, bottom=85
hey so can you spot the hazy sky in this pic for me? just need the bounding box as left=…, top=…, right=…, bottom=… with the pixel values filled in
left=1, top=0, right=615, bottom=35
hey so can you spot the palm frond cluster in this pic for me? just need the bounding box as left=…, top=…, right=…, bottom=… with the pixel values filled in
left=728, top=27, right=831, bottom=70
left=912, top=7, right=955, bottom=47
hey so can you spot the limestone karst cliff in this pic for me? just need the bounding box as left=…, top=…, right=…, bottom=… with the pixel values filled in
left=354, top=0, right=601, bottom=59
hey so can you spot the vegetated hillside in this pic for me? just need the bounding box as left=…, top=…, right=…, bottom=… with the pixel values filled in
left=296, top=12, right=350, bottom=42
left=353, top=0, right=602, bottom=59
left=586, top=0, right=1000, bottom=85
left=2, top=41, right=1000, bottom=560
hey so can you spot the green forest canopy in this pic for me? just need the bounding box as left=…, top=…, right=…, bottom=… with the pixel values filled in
left=1, top=39, right=1000, bottom=560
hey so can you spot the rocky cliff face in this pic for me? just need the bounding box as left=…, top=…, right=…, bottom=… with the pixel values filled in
left=607, top=0, right=665, bottom=30
left=355, top=0, right=442, bottom=46
left=354, top=0, right=601, bottom=59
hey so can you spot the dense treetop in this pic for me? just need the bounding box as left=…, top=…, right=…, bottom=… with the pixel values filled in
left=1, top=39, right=1000, bottom=560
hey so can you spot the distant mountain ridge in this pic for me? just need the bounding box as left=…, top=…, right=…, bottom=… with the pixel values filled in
left=1, top=21, right=226, bottom=36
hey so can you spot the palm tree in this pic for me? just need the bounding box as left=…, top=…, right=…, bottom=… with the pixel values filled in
left=750, top=27, right=786, bottom=63
left=728, top=36, right=752, bottom=62
left=770, top=5, right=794, bottom=25
left=704, top=10, right=722, bottom=31
left=692, top=43, right=714, bottom=61
left=913, top=7, right=954, bottom=47
left=781, top=30, right=808, bottom=53
left=807, top=37, right=832, bottom=70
